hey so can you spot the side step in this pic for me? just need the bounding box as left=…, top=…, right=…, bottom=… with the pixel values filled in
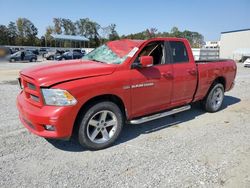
left=129, top=105, right=191, bottom=124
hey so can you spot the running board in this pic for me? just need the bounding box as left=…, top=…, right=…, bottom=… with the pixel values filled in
left=129, top=105, right=191, bottom=124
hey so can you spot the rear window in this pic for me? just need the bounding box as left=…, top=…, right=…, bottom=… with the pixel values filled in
left=169, top=41, right=189, bottom=63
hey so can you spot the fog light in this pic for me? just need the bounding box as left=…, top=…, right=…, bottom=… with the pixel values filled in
left=44, top=125, right=55, bottom=131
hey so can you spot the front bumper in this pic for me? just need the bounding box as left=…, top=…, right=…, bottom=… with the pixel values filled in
left=17, top=91, right=78, bottom=139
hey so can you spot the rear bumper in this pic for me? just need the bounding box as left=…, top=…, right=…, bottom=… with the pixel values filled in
left=17, top=91, right=78, bottom=139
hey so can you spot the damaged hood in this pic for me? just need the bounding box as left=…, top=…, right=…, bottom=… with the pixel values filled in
left=21, top=60, right=117, bottom=87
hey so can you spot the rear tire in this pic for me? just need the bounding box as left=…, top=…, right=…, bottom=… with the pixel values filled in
left=202, top=83, right=224, bottom=112
left=78, top=101, right=123, bottom=150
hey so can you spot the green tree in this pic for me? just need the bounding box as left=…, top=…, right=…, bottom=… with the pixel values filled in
left=108, top=24, right=119, bottom=41
left=0, top=25, right=9, bottom=45
left=121, top=31, right=147, bottom=40
left=44, top=26, right=54, bottom=47
left=170, top=26, right=182, bottom=37
left=16, top=18, right=38, bottom=45
left=61, top=18, right=76, bottom=35
left=145, top=28, right=158, bottom=39
left=190, top=32, right=204, bottom=48
left=76, top=18, right=100, bottom=47
left=167, top=27, right=204, bottom=47
left=7, top=21, right=17, bottom=45
left=53, top=18, right=62, bottom=34
left=16, top=18, right=25, bottom=45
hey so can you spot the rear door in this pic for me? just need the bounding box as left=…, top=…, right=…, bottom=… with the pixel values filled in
left=24, top=51, right=32, bottom=61
left=73, top=52, right=80, bottom=59
left=167, top=40, right=197, bottom=106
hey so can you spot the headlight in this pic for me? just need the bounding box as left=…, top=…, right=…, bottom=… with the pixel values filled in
left=41, top=89, right=77, bottom=106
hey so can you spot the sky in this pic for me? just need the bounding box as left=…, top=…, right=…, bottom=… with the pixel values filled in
left=0, top=0, right=249, bottom=41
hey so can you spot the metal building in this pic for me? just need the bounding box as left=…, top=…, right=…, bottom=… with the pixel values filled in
left=50, top=34, right=89, bottom=48
left=220, top=29, right=250, bottom=59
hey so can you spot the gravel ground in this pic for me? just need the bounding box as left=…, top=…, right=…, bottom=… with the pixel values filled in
left=0, top=61, right=250, bottom=187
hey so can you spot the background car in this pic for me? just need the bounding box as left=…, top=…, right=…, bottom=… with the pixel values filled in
left=26, top=48, right=39, bottom=55
left=10, top=48, right=20, bottom=54
left=243, top=58, right=250, bottom=67
left=55, top=51, right=84, bottom=61
left=45, top=49, right=65, bottom=60
left=9, top=51, right=37, bottom=62
left=39, top=47, right=49, bottom=57
left=73, top=49, right=86, bottom=56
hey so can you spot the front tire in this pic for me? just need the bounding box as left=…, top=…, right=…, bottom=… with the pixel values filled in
left=9, top=58, right=15, bottom=62
left=202, top=83, right=224, bottom=112
left=30, top=58, right=36, bottom=62
left=78, top=101, right=124, bottom=150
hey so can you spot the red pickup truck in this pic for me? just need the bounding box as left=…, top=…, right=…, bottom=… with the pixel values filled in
left=17, top=38, right=236, bottom=149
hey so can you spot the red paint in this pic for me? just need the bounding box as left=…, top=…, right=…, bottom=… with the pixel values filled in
left=107, top=39, right=143, bottom=57
left=17, top=38, right=237, bottom=139
left=140, top=56, right=153, bottom=67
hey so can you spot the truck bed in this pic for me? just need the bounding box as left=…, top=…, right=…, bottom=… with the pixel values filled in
left=193, top=59, right=236, bottom=102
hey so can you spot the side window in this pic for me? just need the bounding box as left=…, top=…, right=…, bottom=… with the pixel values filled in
left=25, top=51, right=31, bottom=56
left=137, top=41, right=165, bottom=65
left=169, top=41, right=189, bottom=63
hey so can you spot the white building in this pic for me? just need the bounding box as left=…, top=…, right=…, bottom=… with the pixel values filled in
left=220, top=29, right=250, bottom=59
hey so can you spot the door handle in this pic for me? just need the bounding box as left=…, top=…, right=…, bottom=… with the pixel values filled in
left=162, top=72, right=173, bottom=79
left=187, top=69, right=197, bottom=76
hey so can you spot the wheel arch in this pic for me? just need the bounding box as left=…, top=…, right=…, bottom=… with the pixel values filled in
left=72, top=94, right=127, bottom=136
left=204, top=76, right=226, bottom=100
left=213, top=76, right=226, bottom=89
left=202, top=76, right=225, bottom=112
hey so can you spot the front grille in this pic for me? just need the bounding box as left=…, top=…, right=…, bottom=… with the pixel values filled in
left=20, top=75, right=42, bottom=106
left=27, top=83, right=36, bottom=90
left=30, top=94, right=40, bottom=102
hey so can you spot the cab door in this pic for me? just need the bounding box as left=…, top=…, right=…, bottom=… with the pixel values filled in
left=167, top=40, right=197, bottom=106
left=130, top=41, right=173, bottom=118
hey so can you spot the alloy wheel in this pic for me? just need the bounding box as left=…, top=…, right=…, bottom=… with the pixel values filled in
left=86, top=110, right=118, bottom=144
left=211, top=87, right=223, bottom=110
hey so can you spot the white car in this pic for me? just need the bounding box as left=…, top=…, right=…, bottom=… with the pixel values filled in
left=243, top=58, right=250, bottom=67
left=44, top=49, right=56, bottom=59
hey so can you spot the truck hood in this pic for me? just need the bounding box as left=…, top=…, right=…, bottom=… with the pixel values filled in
left=21, top=59, right=117, bottom=87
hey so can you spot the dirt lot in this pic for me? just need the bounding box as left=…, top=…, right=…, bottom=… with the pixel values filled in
left=0, top=61, right=249, bottom=187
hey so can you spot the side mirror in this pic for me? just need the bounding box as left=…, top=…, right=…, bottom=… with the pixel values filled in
left=140, top=56, right=153, bottom=68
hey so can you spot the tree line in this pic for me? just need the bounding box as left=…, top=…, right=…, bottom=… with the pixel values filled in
left=0, top=17, right=204, bottom=48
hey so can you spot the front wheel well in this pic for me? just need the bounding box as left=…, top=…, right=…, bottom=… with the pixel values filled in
left=72, top=94, right=126, bottom=137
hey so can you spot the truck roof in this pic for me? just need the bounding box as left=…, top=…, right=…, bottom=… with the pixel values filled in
left=106, top=37, right=186, bottom=57
left=107, top=39, right=145, bottom=57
